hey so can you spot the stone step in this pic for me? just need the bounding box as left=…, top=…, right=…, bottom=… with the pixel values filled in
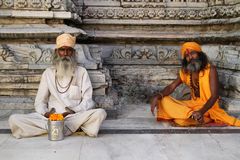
left=1, top=104, right=240, bottom=134
left=1, top=118, right=240, bottom=134
left=1, top=103, right=240, bottom=134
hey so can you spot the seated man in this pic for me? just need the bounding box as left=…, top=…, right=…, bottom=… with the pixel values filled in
left=151, top=42, right=240, bottom=127
left=9, top=33, right=107, bottom=138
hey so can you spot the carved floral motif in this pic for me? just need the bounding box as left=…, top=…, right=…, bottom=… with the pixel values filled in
left=44, top=0, right=52, bottom=9
left=16, top=0, right=27, bottom=8
left=4, top=0, right=14, bottom=7
left=0, top=0, right=64, bottom=10
left=0, top=44, right=52, bottom=64
left=82, top=5, right=239, bottom=20
left=0, top=44, right=100, bottom=69
left=30, top=0, right=42, bottom=8
left=0, top=45, right=15, bottom=62
left=108, top=46, right=179, bottom=63
left=52, top=0, right=61, bottom=9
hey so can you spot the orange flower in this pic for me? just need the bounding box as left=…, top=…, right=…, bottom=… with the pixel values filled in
left=49, top=114, right=64, bottom=121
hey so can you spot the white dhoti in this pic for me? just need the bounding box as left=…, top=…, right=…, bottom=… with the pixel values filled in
left=9, top=108, right=107, bottom=139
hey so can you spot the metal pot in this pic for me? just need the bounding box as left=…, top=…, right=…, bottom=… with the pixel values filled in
left=48, top=120, right=64, bottom=141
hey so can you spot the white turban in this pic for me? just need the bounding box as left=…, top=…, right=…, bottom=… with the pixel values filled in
left=56, top=33, right=76, bottom=49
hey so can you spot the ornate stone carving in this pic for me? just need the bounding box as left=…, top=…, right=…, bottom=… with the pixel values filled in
left=0, top=44, right=15, bottom=62
left=106, top=9, right=115, bottom=18
left=16, top=0, right=28, bottom=8
left=44, top=0, right=52, bottom=9
left=97, top=9, right=105, bottom=18
left=30, top=0, right=42, bottom=8
left=0, top=0, right=66, bottom=10
left=111, top=47, right=132, bottom=59
left=4, top=0, right=14, bottom=7
left=177, top=10, right=187, bottom=19
left=82, top=5, right=240, bottom=20
left=157, top=9, right=166, bottom=18
left=133, top=48, right=155, bottom=60
left=105, top=46, right=179, bottom=64
left=52, top=0, right=61, bottom=9
left=0, top=44, right=100, bottom=69
left=0, top=44, right=44, bottom=64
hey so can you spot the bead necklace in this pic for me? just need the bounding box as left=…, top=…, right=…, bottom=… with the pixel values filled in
left=55, top=74, right=73, bottom=94
left=189, top=73, right=200, bottom=100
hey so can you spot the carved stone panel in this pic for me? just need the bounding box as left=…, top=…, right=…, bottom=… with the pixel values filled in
left=104, top=45, right=179, bottom=65
left=81, top=5, right=240, bottom=21
left=104, top=44, right=240, bottom=71
left=0, top=44, right=100, bottom=69
left=0, top=0, right=69, bottom=10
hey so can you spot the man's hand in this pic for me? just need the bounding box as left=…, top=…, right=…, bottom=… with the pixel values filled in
left=191, top=111, right=204, bottom=123
left=150, top=95, right=159, bottom=116
left=44, top=108, right=56, bottom=118
left=62, top=107, right=75, bottom=118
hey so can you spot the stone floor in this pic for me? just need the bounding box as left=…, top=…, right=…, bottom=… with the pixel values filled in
left=1, top=104, right=240, bottom=160
left=0, top=133, right=240, bottom=160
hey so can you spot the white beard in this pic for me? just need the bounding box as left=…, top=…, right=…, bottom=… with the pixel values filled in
left=54, top=56, right=77, bottom=79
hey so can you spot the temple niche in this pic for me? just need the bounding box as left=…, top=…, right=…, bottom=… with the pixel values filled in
left=0, top=0, right=240, bottom=118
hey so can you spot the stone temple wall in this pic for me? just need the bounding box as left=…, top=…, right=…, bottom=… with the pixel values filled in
left=0, top=0, right=240, bottom=118
left=0, top=0, right=116, bottom=119
left=74, top=0, right=240, bottom=112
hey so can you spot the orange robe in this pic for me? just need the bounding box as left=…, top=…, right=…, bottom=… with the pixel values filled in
left=157, top=64, right=240, bottom=126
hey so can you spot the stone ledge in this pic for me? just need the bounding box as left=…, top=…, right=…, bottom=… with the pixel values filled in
left=85, top=30, right=240, bottom=42
left=1, top=120, right=240, bottom=134
left=83, top=17, right=240, bottom=25
left=1, top=104, right=240, bottom=134
left=99, top=128, right=240, bottom=134
left=0, top=24, right=86, bottom=39
left=0, top=10, right=72, bottom=19
left=1, top=128, right=240, bottom=134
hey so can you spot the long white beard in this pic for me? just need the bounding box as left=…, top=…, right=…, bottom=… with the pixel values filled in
left=54, top=56, right=77, bottom=79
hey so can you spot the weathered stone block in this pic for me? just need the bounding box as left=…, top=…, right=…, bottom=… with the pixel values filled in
left=12, top=10, right=53, bottom=18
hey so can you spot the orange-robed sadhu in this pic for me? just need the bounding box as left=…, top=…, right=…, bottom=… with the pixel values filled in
left=157, top=64, right=240, bottom=126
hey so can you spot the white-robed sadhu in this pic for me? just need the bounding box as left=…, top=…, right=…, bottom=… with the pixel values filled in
left=9, top=34, right=107, bottom=139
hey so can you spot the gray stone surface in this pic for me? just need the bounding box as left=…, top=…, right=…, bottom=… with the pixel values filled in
left=0, top=24, right=86, bottom=39
left=1, top=133, right=240, bottom=160
left=2, top=104, right=240, bottom=133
